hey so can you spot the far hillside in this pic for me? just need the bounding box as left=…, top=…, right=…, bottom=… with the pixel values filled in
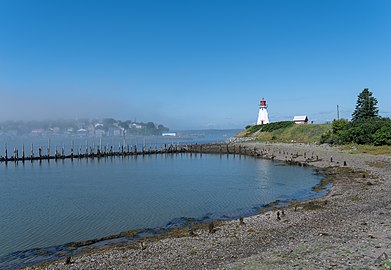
left=237, top=121, right=331, bottom=144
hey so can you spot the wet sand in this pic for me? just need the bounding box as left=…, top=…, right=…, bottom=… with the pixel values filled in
left=26, top=142, right=391, bottom=269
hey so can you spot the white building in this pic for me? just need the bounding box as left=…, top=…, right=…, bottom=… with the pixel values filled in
left=130, top=123, right=143, bottom=129
left=293, top=116, right=309, bottom=124
left=162, top=132, right=177, bottom=137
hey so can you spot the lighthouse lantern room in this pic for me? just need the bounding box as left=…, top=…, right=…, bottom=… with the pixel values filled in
left=257, top=98, right=270, bottom=125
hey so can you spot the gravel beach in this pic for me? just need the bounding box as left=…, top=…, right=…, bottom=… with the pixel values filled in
left=26, top=142, right=391, bottom=270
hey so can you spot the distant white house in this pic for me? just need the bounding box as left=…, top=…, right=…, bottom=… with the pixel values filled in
left=130, top=123, right=143, bottom=129
left=293, top=116, right=309, bottom=124
left=31, top=128, right=44, bottom=135
left=77, top=128, right=88, bottom=136
left=162, top=132, right=177, bottom=137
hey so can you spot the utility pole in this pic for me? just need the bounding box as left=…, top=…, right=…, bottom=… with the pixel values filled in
left=337, top=105, right=340, bottom=120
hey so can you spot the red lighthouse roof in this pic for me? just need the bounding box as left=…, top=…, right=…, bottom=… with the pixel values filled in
left=260, top=98, right=267, bottom=107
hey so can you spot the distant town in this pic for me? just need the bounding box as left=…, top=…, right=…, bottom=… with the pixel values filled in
left=0, top=118, right=170, bottom=138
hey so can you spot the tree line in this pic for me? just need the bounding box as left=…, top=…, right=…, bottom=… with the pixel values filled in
left=320, top=88, right=391, bottom=146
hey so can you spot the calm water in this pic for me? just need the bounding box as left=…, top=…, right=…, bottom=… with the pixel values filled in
left=0, top=153, right=324, bottom=263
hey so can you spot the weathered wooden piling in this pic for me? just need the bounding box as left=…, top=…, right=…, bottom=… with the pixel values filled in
left=31, top=144, right=34, bottom=159
left=4, top=143, right=8, bottom=160
left=47, top=139, right=51, bottom=157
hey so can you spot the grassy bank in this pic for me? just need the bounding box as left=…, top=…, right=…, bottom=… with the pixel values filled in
left=237, top=123, right=331, bottom=144
left=340, top=144, right=391, bottom=156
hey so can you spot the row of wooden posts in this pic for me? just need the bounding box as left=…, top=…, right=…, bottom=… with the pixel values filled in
left=1, top=142, right=344, bottom=166
left=0, top=143, right=256, bottom=163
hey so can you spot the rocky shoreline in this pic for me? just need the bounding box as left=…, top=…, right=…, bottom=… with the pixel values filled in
left=26, top=142, right=391, bottom=269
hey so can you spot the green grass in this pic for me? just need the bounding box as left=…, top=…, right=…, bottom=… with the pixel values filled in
left=239, top=121, right=295, bottom=137
left=237, top=123, right=332, bottom=144
left=340, top=144, right=391, bottom=156
left=238, top=123, right=391, bottom=154
left=384, top=259, right=391, bottom=270
left=350, top=195, right=360, bottom=201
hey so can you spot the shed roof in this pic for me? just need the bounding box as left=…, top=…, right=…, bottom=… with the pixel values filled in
left=293, top=116, right=308, bottom=121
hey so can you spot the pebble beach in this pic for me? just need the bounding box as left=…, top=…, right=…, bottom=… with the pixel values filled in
left=26, top=142, right=391, bottom=269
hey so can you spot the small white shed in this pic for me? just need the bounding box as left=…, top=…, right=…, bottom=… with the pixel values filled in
left=293, top=116, right=309, bottom=124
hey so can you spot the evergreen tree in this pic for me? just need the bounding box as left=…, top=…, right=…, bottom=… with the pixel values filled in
left=351, top=88, right=379, bottom=121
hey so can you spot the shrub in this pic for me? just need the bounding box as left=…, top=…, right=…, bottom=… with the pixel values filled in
left=374, top=124, right=391, bottom=146
left=246, top=125, right=263, bottom=133
left=321, top=117, right=391, bottom=146
left=258, top=121, right=294, bottom=132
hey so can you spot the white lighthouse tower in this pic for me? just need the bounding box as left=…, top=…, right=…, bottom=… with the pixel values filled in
left=257, top=98, right=270, bottom=125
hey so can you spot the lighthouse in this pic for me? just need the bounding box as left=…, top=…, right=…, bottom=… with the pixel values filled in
left=257, top=98, right=270, bottom=125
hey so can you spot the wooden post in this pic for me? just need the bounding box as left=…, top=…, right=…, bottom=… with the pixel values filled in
left=22, top=144, right=25, bottom=160
left=47, top=139, right=51, bottom=158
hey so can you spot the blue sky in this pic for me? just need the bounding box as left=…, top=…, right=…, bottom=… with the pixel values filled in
left=0, top=0, right=390, bottom=129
